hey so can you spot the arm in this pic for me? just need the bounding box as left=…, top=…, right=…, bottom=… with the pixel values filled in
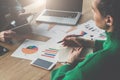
left=76, top=37, right=95, bottom=48
left=51, top=62, right=88, bottom=80
left=76, top=38, right=105, bottom=52
left=51, top=47, right=91, bottom=80
left=51, top=39, right=106, bottom=80
left=51, top=53, right=96, bottom=80
left=93, top=40, right=105, bottom=52
left=51, top=48, right=109, bottom=80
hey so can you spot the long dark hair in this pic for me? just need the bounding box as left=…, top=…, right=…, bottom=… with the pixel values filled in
left=97, top=0, right=120, bottom=36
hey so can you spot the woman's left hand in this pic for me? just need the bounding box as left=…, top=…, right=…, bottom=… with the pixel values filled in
left=67, top=47, right=83, bottom=64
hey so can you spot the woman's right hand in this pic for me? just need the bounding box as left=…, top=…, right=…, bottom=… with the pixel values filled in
left=58, top=34, right=95, bottom=48
left=58, top=34, right=84, bottom=47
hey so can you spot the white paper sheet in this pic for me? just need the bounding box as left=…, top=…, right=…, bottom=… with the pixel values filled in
left=46, top=25, right=72, bottom=43
left=57, top=47, right=72, bottom=62
left=11, top=39, right=46, bottom=60
left=31, top=23, right=52, bottom=37
left=49, top=25, right=72, bottom=33
left=67, top=20, right=106, bottom=40
left=32, top=23, right=72, bottom=38
left=11, top=39, right=61, bottom=62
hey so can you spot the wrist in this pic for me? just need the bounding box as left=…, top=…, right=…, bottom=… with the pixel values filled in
left=86, top=40, right=95, bottom=48
left=76, top=37, right=86, bottom=47
left=76, top=37, right=95, bottom=48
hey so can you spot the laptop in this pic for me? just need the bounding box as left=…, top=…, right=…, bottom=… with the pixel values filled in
left=36, top=0, right=83, bottom=25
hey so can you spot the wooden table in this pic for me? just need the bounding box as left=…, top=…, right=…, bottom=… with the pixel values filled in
left=0, top=0, right=93, bottom=80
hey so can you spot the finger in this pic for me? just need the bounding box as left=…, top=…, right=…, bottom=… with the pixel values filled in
left=71, top=48, right=75, bottom=53
left=57, top=36, right=68, bottom=43
left=63, top=35, right=75, bottom=41
left=3, top=33, right=12, bottom=38
left=78, top=47, right=83, bottom=51
left=0, top=37, right=5, bottom=42
left=8, top=30, right=16, bottom=34
left=72, top=48, right=78, bottom=52
left=73, top=39, right=82, bottom=47
left=66, top=34, right=82, bottom=38
left=65, top=34, right=74, bottom=37
left=4, top=30, right=16, bottom=38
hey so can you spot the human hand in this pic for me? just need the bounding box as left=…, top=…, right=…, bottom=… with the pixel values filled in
left=0, top=30, right=16, bottom=42
left=58, top=34, right=83, bottom=47
left=58, top=34, right=95, bottom=48
left=67, top=47, right=83, bottom=64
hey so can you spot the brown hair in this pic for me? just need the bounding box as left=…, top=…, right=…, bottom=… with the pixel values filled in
left=97, top=0, right=120, bottom=35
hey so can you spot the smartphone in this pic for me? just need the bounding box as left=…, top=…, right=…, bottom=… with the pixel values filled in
left=0, top=45, right=9, bottom=56
left=31, top=58, right=57, bottom=70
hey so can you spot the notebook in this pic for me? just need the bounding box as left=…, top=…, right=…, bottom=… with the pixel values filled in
left=36, top=0, right=83, bottom=25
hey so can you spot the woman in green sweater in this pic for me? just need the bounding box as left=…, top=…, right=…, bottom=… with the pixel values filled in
left=51, top=0, right=120, bottom=80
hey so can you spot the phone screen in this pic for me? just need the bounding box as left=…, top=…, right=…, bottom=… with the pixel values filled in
left=31, top=58, right=55, bottom=70
left=0, top=45, right=9, bottom=56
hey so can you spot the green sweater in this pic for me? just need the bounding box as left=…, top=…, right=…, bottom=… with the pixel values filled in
left=51, top=32, right=120, bottom=80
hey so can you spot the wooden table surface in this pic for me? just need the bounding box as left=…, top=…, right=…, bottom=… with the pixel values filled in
left=0, top=0, right=93, bottom=80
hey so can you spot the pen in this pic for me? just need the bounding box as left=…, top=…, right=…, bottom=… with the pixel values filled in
left=57, top=40, right=64, bottom=43
left=10, top=23, right=29, bottom=31
left=57, top=34, right=83, bottom=43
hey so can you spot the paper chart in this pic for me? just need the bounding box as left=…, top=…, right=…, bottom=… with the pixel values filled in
left=39, top=44, right=60, bottom=61
left=11, top=39, right=46, bottom=60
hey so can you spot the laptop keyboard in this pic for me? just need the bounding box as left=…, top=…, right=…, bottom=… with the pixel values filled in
left=43, top=10, right=78, bottom=18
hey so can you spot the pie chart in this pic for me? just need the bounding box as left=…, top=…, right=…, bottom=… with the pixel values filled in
left=22, top=46, right=38, bottom=54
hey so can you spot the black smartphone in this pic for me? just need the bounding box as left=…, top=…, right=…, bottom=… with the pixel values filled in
left=0, top=45, right=9, bottom=56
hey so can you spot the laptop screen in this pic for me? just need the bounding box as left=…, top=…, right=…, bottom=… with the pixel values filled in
left=46, top=0, right=83, bottom=12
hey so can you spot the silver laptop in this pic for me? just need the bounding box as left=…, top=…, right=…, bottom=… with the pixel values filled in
left=36, top=0, right=83, bottom=25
